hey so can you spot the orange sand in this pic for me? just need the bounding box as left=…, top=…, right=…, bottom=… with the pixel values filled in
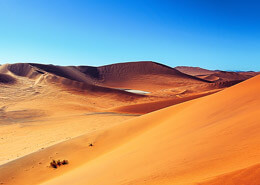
left=39, top=74, right=260, bottom=185
left=0, top=62, right=258, bottom=185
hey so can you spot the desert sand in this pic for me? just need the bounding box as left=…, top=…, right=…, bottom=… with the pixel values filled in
left=175, top=66, right=258, bottom=82
left=0, top=61, right=259, bottom=185
left=33, top=74, right=260, bottom=185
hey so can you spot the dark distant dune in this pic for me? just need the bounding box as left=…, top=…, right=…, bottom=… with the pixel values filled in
left=76, top=66, right=101, bottom=79
left=29, top=63, right=97, bottom=84
left=175, top=66, right=216, bottom=76
left=91, top=61, right=211, bottom=91
left=5, top=61, right=211, bottom=92
left=198, top=71, right=255, bottom=82
left=7, top=63, right=42, bottom=79
left=96, top=61, right=209, bottom=82
left=175, top=66, right=259, bottom=83
left=199, top=74, right=220, bottom=82
left=44, top=73, right=145, bottom=100
left=0, top=74, right=16, bottom=84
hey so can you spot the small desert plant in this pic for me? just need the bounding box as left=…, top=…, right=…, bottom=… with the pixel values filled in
left=50, top=159, right=68, bottom=168
left=62, top=160, right=68, bottom=165
left=57, top=160, right=62, bottom=166
left=50, top=160, right=57, bottom=168
left=89, top=143, right=93, bottom=147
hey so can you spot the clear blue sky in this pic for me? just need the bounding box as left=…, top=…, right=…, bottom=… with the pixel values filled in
left=0, top=0, right=259, bottom=71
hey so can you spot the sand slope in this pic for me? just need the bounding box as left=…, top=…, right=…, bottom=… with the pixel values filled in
left=27, top=74, right=260, bottom=185
left=198, top=71, right=256, bottom=82
left=175, top=66, right=258, bottom=82
left=92, top=61, right=209, bottom=91
left=0, top=62, right=259, bottom=185
left=198, top=163, right=260, bottom=185
left=30, top=61, right=210, bottom=91
left=109, top=90, right=218, bottom=114
left=0, top=74, right=16, bottom=84
left=175, top=66, right=216, bottom=76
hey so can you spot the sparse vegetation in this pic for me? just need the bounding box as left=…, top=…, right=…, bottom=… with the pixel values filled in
left=57, top=160, right=61, bottom=166
left=50, top=160, right=57, bottom=168
left=62, top=160, right=68, bottom=165
left=89, top=143, right=93, bottom=147
left=50, top=159, right=69, bottom=169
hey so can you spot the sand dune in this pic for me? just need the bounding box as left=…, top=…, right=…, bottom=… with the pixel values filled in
left=0, top=74, right=258, bottom=185
left=91, top=61, right=210, bottom=91
left=0, top=74, right=16, bottom=84
left=29, top=61, right=211, bottom=91
left=37, top=74, right=259, bottom=185
left=1, top=63, right=144, bottom=97
left=1, top=62, right=249, bottom=95
left=109, top=90, right=218, bottom=114
left=198, top=71, right=256, bottom=82
left=175, top=66, right=258, bottom=83
left=1, top=61, right=211, bottom=168
left=1, top=62, right=211, bottom=94
left=175, top=66, right=216, bottom=76
left=0, top=61, right=258, bottom=185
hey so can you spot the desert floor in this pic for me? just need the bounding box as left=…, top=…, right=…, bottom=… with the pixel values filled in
left=0, top=62, right=259, bottom=185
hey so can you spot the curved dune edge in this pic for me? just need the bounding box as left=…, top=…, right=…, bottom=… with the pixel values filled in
left=0, top=73, right=16, bottom=84
left=197, top=163, right=260, bottom=185
left=175, top=66, right=216, bottom=76
left=109, top=90, right=220, bottom=114
left=1, top=75, right=260, bottom=185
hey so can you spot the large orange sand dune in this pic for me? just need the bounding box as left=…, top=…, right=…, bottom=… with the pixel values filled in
left=38, top=74, right=260, bottom=185
left=0, top=62, right=259, bottom=185
left=0, top=75, right=258, bottom=185
left=33, top=74, right=260, bottom=185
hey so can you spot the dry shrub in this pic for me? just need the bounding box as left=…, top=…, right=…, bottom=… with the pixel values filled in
left=50, top=159, right=68, bottom=169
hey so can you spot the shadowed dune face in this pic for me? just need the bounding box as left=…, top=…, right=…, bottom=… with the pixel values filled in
left=198, top=71, right=256, bottom=82
left=175, top=66, right=259, bottom=83
left=175, top=66, right=216, bottom=76
left=1, top=63, right=146, bottom=101
left=7, top=63, right=43, bottom=79
left=0, top=74, right=16, bottom=84
left=94, top=61, right=210, bottom=91
left=29, top=61, right=210, bottom=92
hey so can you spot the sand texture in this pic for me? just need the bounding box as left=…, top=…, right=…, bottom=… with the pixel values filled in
left=0, top=61, right=258, bottom=185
